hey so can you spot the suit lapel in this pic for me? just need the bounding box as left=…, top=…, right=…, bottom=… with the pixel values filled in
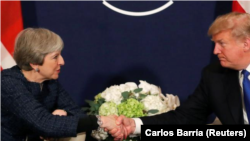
left=225, top=69, right=244, bottom=124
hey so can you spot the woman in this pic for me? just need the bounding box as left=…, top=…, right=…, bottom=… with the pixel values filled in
left=1, top=28, right=121, bottom=141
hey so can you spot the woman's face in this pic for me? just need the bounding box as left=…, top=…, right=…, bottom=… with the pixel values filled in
left=38, top=51, right=64, bottom=80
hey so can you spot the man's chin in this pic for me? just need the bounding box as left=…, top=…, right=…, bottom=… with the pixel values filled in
left=220, top=61, right=238, bottom=70
left=219, top=61, right=228, bottom=68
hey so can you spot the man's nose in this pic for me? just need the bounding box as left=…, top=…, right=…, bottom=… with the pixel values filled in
left=213, top=44, right=221, bottom=55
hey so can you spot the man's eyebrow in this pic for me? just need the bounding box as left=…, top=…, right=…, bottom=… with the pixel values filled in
left=212, top=39, right=223, bottom=42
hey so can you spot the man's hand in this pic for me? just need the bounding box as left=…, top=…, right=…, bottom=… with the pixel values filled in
left=109, top=115, right=136, bottom=140
left=100, top=115, right=128, bottom=140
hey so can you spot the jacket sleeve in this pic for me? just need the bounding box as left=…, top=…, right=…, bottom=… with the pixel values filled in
left=1, top=76, right=82, bottom=138
left=52, top=81, right=86, bottom=118
left=140, top=67, right=212, bottom=125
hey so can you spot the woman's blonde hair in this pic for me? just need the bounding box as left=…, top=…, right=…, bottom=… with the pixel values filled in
left=14, top=28, right=64, bottom=70
left=208, top=12, right=250, bottom=40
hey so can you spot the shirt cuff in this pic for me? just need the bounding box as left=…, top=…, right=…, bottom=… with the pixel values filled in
left=132, top=118, right=143, bottom=134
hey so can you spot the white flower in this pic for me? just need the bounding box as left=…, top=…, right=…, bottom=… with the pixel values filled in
left=101, top=85, right=123, bottom=104
left=141, top=95, right=167, bottom=116
left=88, top=80, right=180, bottom=141
left=138, top=80, right=161, bottom=94
left=150, top=85, right=161, bottom=95
left=101, top=82, right=138, bottom=104
left=138, top=80, right=152, bottom=94
left=119, top=82, right=137, bottom=92
left=165, top=94, right=180, bottom=110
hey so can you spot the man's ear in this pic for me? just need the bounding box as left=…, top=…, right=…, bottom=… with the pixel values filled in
left=243, top=37, right=250, bottom=51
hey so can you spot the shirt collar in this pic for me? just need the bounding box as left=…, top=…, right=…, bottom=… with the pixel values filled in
left=239, top=64, right=250, bottom=73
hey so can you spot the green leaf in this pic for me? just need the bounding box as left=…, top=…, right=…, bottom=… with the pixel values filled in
left=95, top=111, right=99, bottom=115
left=85, top=100, right=95, bottom=107
left=133, top=88, right=142, bottom=93
left=138, top=94, right=147, bottom=100
left=121, top=99, right=127, bottom=103
left=122, top=91, right=129, bottom=98
left=81, top=107, right=89, bottom=112
left=97, top=98, right=105, bottom=104
left=122, top=91, right=130, bottom=102
left=94, top=104, right=99, bottom=110
left=90, top=106, right=95, bottom=111
left=147, top=109, right=159, bottom=114
left=129, top=95, right=136, bottom=99
left=86, top=112, right=92, bottom=115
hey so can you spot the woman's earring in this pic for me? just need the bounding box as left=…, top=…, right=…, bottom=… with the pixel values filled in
left=35, top=68, right=39, bottom=72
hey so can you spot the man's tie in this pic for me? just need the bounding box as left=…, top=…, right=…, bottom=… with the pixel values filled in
left=242, top=70, right=250, bottom=124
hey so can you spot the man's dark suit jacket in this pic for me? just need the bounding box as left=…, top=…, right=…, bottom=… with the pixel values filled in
left=141, top=62, right=245, bottom=125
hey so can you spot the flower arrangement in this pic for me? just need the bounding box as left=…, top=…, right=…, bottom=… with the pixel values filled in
left=83, top=80, right=180, bottom=141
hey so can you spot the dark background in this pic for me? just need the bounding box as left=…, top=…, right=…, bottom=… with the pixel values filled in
left=21, top=0, right=231, bottom=123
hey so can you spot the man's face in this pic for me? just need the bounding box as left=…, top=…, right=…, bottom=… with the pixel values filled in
left=212, top=30, right=246, bottom=70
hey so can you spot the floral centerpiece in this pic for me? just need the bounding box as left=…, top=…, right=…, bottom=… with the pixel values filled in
left=83, top=80, right=180, bottom=141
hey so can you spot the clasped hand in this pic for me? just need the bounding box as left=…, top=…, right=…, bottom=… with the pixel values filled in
left=100, top=115, right=136, bottom=141
left=41, top=112, right=135, bottom=141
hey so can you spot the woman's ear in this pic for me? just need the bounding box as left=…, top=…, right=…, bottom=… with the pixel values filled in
left=30, top=63, right=39, bottom=72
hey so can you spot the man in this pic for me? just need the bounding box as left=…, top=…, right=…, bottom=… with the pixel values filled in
left=110, top=12, right=250, bottom=139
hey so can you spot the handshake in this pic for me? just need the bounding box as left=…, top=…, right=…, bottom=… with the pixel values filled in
left=99, top=115, right=137, bottom=141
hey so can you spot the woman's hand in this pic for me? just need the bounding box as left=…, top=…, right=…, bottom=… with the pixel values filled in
left=39, top=109, right=67, bottom=140
left=109, top=115, right=136, bottom=140
left=100, top=115, right=128, bottom=141
left=52, top=109, right=67, bottom=116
